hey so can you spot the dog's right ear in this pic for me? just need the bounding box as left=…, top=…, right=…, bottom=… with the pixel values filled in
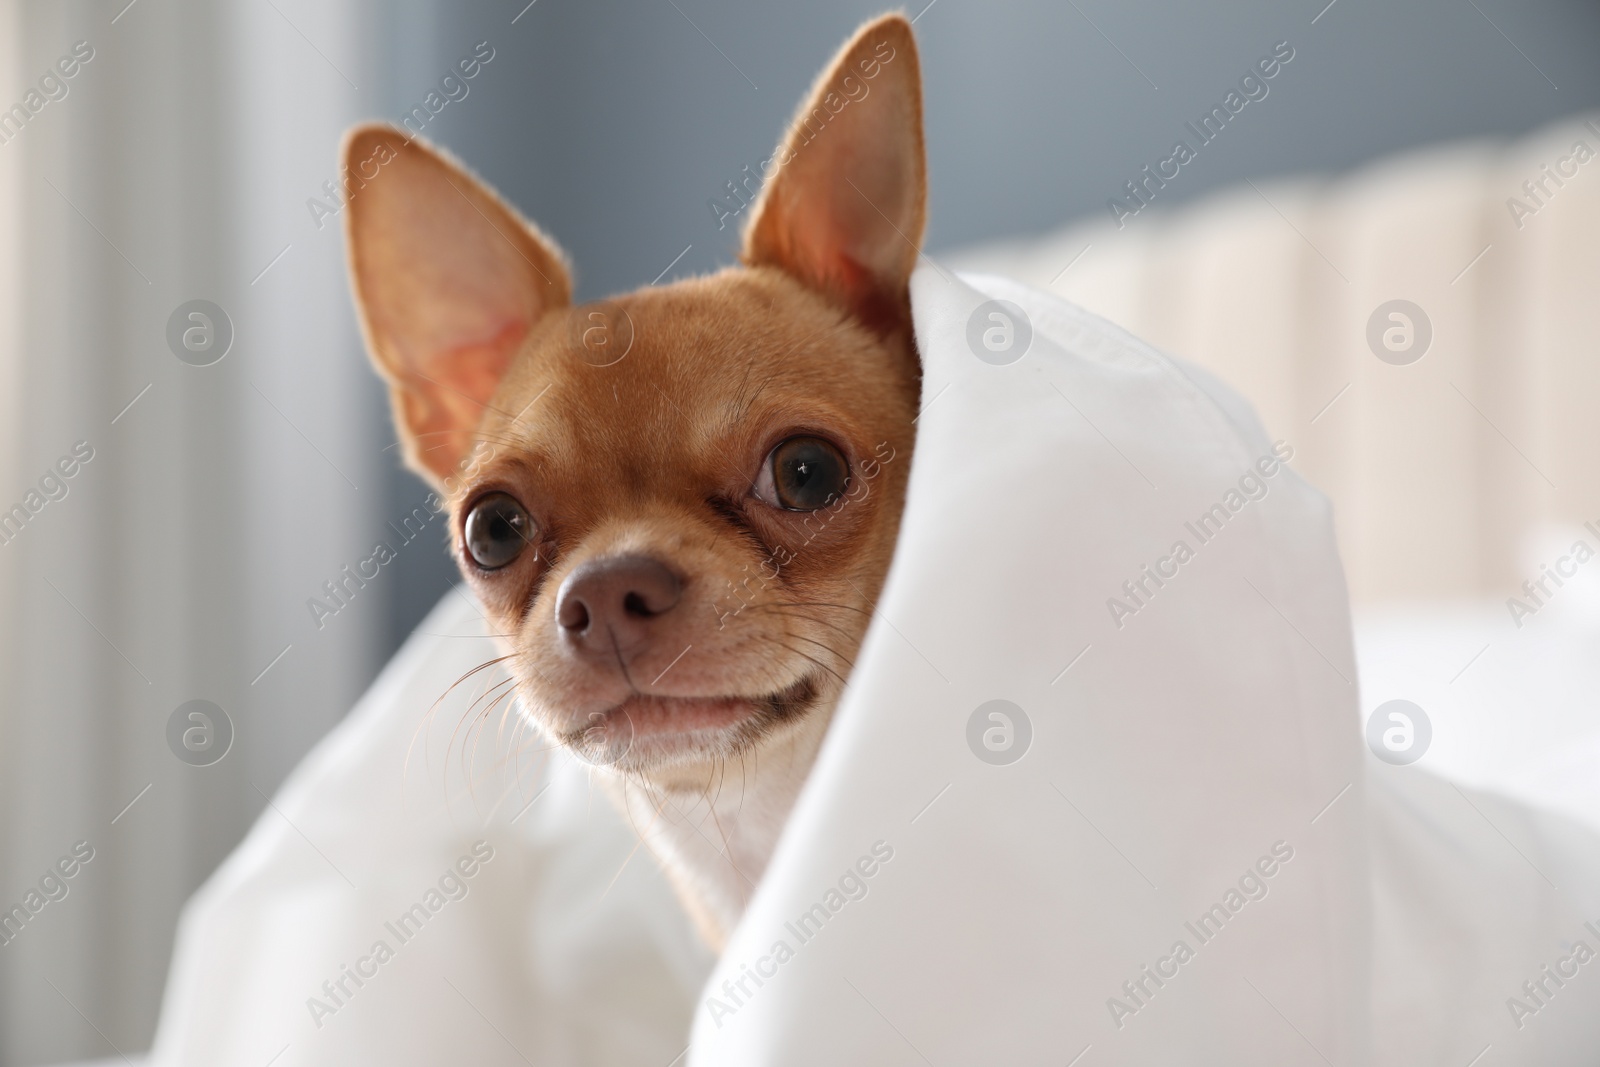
left=343, top=125, right=571, bottom=487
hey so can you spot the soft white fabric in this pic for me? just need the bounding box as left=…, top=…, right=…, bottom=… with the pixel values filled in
left=1356, top=595, right=1600, bottom=1064
left=149, top=589, right=712, bottom=1066
left=150, top=270, right=1600, bottom=1066
left=689, top=268, right=1378, bottom=1063
left=1355, top=591, right=1600, bottom=829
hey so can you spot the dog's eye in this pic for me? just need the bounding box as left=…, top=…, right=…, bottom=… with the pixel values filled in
left=755, top=436, right=849, bottom=511
left=463, top=492, right=535, bottom=570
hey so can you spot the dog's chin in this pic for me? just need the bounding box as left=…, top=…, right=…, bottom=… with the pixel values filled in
left=555, top=674, right=821, bottom=776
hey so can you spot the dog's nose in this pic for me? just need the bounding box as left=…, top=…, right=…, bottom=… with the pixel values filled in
left=556, top=555, right=683, bottom=656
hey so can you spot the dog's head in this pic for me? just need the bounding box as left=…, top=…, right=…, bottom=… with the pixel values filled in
left=344, top=15, right=924, bottom=790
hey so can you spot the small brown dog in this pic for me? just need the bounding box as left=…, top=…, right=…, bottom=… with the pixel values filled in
left=344, top=13, right=924, bottom=947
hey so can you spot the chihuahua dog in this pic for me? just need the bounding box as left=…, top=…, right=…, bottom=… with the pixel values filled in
left=344, top=13, right=925, bottom=948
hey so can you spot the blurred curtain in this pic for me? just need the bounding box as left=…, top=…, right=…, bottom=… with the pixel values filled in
left=947, top=114, right=1600, bottom=606
left=0, top=1, right=419, bottom=1061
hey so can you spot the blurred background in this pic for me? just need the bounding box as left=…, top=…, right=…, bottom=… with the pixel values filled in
left=1, top=0, right=1597, bottom=1061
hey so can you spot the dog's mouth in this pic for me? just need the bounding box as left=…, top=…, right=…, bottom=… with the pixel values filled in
left=559, top=673, right=820, bottom=764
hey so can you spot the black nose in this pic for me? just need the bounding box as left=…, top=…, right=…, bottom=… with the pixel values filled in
left=556, top=555, right=683, bottom=657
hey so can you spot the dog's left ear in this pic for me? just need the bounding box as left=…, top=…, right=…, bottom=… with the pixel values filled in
left=743, top=13, right=926, bottom=331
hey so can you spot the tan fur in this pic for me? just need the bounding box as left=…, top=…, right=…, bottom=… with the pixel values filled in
left=344, top=13, right=926, bottom=947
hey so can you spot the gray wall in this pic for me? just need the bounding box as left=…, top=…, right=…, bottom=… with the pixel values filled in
left=378, top=0, right=1600, bottom=648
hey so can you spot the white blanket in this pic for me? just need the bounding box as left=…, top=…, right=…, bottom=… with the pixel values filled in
left=149, top=590, right=713, bottom=1066
left=151, top=270, right=1600, bottom=1066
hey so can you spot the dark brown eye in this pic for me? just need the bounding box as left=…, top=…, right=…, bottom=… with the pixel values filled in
left=463, top=492, right=535, bottom=570
left=754, top=436, right=849, bottom=511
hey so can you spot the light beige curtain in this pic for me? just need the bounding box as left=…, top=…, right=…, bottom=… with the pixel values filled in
left=0, top=2, right=397, bottom=1061
left=950, top=113, right=1600, bottom=605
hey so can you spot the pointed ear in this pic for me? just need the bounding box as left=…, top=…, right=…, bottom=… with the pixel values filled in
left=743, top=14, right=926, bottom=330
left=343, top=124, right=571, bottom=486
